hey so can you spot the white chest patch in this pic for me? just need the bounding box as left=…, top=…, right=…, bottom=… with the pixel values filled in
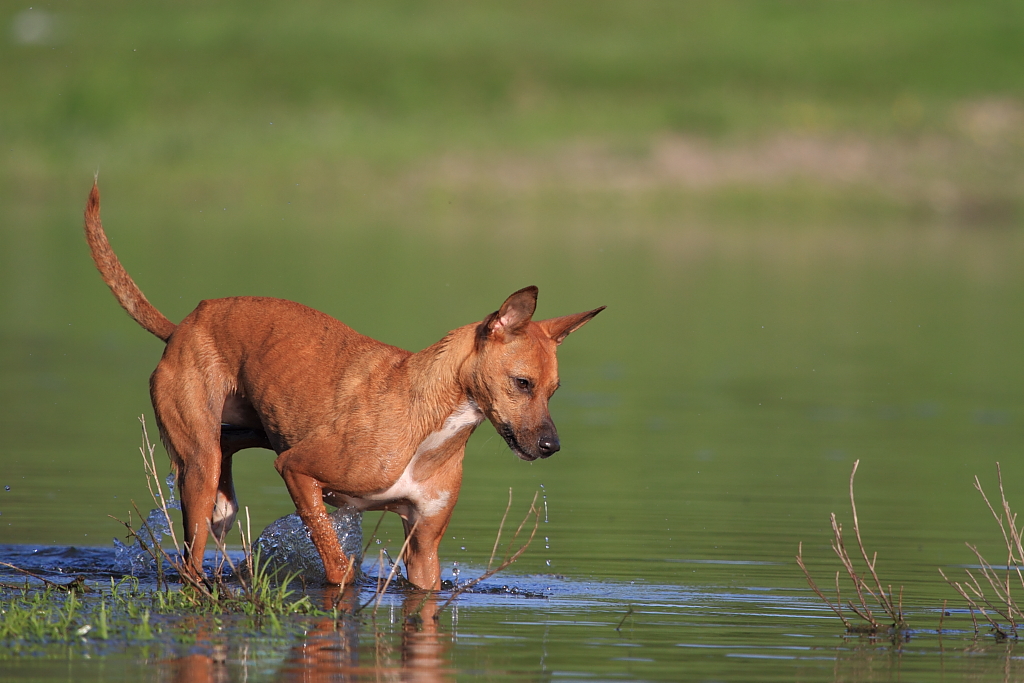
left=345, top=400, right=485, bottom=518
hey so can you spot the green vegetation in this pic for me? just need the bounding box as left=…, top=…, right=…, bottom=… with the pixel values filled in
left=2, top=0, right=1023, bottom=228
left=5, top=1, right=1024, bottom=152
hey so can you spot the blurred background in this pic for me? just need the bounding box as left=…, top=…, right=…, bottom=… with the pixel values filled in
left=1, top=1, right=1023, bottom=589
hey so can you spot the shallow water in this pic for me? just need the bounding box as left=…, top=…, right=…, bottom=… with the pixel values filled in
left=5, top=200, right=1024, bottom=679
left=1, top=542, right=1021, bottom=682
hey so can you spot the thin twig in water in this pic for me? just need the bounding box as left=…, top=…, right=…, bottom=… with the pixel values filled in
left=0, top=562, right=88, bottom=592
left=488, top=488, right=515, bottom=571
left=795, top=543, right=851, bottom=630
left=362, top=512, right=388, bottom=558
left=940, top=567, right=1006, bottom=638
left=370, top=518, right=421, bottom=614
left=440, top=491, right=541, bottom=612
left=615, top=605, right=635, bottom=632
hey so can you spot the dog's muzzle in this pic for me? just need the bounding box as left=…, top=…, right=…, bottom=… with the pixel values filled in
left=499, top=423, right=560, bottom=461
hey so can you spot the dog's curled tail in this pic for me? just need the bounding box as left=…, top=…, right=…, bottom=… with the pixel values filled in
left=84, top=181, right=176, bottom=342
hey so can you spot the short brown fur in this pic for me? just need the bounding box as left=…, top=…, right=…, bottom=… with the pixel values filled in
left=84, top=182, right=604, bottom=589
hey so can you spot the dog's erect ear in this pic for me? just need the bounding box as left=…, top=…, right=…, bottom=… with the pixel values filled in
left=477, top=286, right=538, bottom=344
left=539, top=306, right=605, bottom=345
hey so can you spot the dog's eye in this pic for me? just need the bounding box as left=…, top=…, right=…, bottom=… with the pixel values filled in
left=513, top=377, right=532, bottom=393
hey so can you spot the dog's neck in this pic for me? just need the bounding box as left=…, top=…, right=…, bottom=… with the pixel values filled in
left=402, top=324, right=481, bottom=441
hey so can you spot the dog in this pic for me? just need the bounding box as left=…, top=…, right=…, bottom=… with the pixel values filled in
left=83, top=182, right=604, bottom=589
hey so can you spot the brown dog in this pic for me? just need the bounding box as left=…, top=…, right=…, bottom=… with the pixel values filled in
left=84, top=183, right=603, bottom=589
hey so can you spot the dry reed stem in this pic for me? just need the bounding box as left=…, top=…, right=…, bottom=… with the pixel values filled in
left=439, top=490, right=541, bottom=612
left=488, top=488, right=515, bottom=571
left=966, top=544, right=1021, bottom=624
left=362, top=512, right=388, bottom=558
left=795, top=543, right=851, bottom=629
left=848, top=460, right=903, bottom=625
left=797, top=460, right=907, bottom=632
left=138, top=416, right=184, bottom=557
left=371, top=518, right=421, bottom=614
left=940, top=463, right=1024, bottom=638
left=940, top=567, right=1006, bottom=637
left=829, top=512, right=878, bottom=627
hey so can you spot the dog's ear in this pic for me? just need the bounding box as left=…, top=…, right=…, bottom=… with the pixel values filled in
left=539, top=306, right=605, bottom=345
left=477, top=286, right=538, bottom=344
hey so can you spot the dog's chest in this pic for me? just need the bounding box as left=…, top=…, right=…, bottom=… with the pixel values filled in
left=342, top=401, right=484, bottom=517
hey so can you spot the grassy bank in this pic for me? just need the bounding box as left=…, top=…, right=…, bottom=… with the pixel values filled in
left=2, top=1, right=1022, bottom=216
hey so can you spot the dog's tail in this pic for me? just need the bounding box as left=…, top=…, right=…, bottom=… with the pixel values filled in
left=84, top=181, right=177, bottom=342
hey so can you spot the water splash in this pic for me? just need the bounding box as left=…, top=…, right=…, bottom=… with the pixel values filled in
left=255, top=505, right=363, bottom=583
left=164, top=472, right=180, bottom=510
left=113, top=507, right=174, bottom=574
left=112, top=471, right=179, bottom=574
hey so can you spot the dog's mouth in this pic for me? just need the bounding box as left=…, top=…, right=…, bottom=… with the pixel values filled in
left=498, top=423, right=538, bottom=461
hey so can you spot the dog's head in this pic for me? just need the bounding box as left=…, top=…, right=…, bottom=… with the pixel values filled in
left=463, top=286, right=604, bottom=462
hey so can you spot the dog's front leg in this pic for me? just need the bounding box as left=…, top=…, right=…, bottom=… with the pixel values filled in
left=274, top=449, right=355, bottom=586
left=401, top=504, right=457, bottom=591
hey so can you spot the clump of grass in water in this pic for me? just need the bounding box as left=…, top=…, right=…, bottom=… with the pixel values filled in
left=940, top=463, right=1024, bottom=640
left=796, top=460, right=909, bottom=634
left=0, top=585, right=91, bottom=642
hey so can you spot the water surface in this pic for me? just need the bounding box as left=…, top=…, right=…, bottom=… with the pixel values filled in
left=3, top=202, right=1024, bottom=680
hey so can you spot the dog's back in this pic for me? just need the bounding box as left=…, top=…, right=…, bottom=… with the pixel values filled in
left=162, top=295, right=412, bottom=449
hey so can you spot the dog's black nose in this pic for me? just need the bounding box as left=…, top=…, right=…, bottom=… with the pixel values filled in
left=537, top=435, right=560, bottom=458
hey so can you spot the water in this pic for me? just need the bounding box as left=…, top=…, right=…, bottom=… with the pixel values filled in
left=255, top=506, right=363, bottom=584
left=0, top=541, right=1018, bottom=681
left=4, top=197, right=1024, bottom=679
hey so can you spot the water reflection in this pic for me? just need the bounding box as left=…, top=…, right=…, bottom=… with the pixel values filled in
left=285, top=593, right=451, bottom=682
left=164, top=593, right=453, bottom=683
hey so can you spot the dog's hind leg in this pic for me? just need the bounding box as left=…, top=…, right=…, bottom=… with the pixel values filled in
left=212, top=419, right=273, bottom=541
left=210, top=453, right=238, bottom=542
left=151, top=360, right=227, bottom=576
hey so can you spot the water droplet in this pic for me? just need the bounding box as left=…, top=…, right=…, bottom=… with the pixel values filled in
left=4, top=486, right=9, bottom=491
left=375, top=538, right=382, bottom=545
left=460, top=546, right=466, bottom=551
left=545, top=559, right=551, bottom=566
